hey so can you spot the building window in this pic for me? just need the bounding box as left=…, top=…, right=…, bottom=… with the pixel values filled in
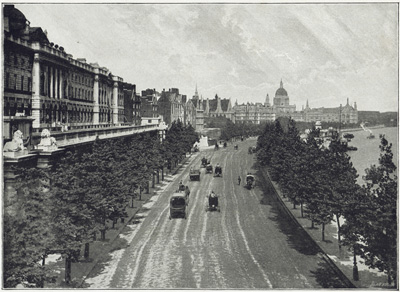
left=6, top=73, right=10, bottom=89
left=14, top=74, right=17, bottom=90
left=28, top=77, right=31, bottom=92
left=21, top=76, right=24, bottom=91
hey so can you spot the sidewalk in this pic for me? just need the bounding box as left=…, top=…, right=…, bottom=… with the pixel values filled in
left=44, top=155, right=193, bottom=288
left=259, top=167, right=391, bottom=289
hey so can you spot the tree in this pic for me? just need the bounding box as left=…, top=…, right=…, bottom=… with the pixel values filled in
left=359, top=135, right=397, bottom=286
left=4, top=167, right=57, bottom=288
left=51, top=151, right=97, bottom=284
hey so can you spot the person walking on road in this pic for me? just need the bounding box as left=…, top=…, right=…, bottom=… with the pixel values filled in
left=238, top=176, right=241, bottom=185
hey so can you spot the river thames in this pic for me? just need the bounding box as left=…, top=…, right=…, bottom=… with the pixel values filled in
left=346, top=127, right=398, bottom=185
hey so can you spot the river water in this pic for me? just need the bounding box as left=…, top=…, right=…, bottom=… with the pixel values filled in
left=345, top=127, right=398, bottom=185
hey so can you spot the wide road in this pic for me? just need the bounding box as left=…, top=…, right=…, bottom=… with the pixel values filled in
left=85, top=138, right=348, bottom=288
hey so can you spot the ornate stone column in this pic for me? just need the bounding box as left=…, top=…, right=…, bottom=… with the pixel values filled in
left=55, top=68, right=59, bottom=99
left=32, top=53, right=41, bottom=129
left=93, top=68, right=99, bottom=124
left=59, top=69, right=63, bottom=99
left=49, top=66, right=54, bottom=98
left=112, top=76, right=119, bottom=125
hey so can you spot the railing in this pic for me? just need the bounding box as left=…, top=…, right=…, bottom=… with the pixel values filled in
left=31, top=124, right=160, bottom=148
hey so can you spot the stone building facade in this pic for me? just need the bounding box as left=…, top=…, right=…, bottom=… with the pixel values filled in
left=303, top=98, right=358, bottom=124
left=3, top=5, right=135, bottom=144
left=141, top=88, right=159, bottom=118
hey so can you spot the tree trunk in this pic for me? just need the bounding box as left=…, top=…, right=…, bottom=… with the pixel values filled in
left=336, top=214, right=341, bottom=249
left=139, top=188, right=142, bottom=201
left=112, top=218, right=117, bottom=229
left=146, top=181, right=150, bottom=194
left=157, top=170, right=160, bottom=184
left=353, top=249, right=359, bottom=281
left=65, top=255, right=72, bottom=284
left=161, top=167, right=164, bottom=181
left=301, top=203, right=304, bottom=218
left=84, top=243, right=89, bottom=260
left=101, top=229, right=106, bottom=241
left=322, top=223, right=325, bottom=241
left=152, top=173, right=155, bottom=188
left=311, top=220, right=314, bottom=229
left=121, top=217, right=125, bottom=224
left=130, top=196, right=134, bottom=208
left=93, top=232, right=97, bottom=241
left=388, top=267, right=392, bottom=285
left=293, top=202, right=296, bottom=209
left=42, top=255, right=46, bottom=266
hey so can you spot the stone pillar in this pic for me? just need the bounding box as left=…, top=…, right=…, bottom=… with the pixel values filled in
left=32, top=53, right=41, bottom=129
left=93, top=69, right=99, bottom=124
left=55, top=68, right=59, bottom=99
left=112, top=76, right=119, bottom=125
left=59, top=69, right=63, bottom=99
left=49, top=66, right=54, bottom=98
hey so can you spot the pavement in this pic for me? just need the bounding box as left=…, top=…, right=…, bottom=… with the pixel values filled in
left=259, top=167, right=391, bottom=289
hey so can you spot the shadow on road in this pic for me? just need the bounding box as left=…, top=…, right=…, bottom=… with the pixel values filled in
left=309, top=260, right=348, bottom=288
left=256, top=168, right=320, bottom=256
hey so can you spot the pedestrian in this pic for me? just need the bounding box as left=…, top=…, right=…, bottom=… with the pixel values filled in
left=238, top=176, right=241, bottom=185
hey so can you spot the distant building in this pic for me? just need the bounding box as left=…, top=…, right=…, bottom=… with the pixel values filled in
left=157, top=88, right=185, bottom=125
left=182, top=95, right=196, bottom=127
left=233, top=80, right=358, bottom=124
left=304, top=98, right=358, bottom=124
left=204, top=94, right=235, bottom=122
left=141, top=88, right=159, bottom=118
left=191, top=85, right=205, bottom=131
left=123, top=83, right=141, bottom=125
left=273, top=80, right=296, bottom=116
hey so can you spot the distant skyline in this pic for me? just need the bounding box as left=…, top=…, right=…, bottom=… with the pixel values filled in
left=16, top=3, right=398, bottom=112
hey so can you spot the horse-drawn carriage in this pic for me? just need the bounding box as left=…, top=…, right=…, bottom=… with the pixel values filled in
left=205, top=192, right=220, bottom=212
left=214, top=165, right=222, bottom=177
left=169, top=192, right=189, bottom=219
left=201, top=157, right=208, bottom=168
left=190, top=168, right=201, bottom=181
left=246, top=174, right=255, bottom=189
left=248, top=146, right=256, bottom=154
left=206, top=164, right=213, bottom=174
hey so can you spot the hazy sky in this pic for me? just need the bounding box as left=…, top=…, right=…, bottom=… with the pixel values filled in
left=16, top=3, right=398, bottom=112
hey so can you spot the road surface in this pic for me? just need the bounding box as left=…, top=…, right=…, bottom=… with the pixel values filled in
left=85, top=138, right=349, bottom=288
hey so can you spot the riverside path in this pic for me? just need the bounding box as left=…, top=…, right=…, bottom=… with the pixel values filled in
left=84, top=138, right=350, bottom=288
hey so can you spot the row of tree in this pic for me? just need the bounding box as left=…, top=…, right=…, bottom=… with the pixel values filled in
left=256, top=119, right=397, bottom=286
left=3, top=120, right=198, bottom=288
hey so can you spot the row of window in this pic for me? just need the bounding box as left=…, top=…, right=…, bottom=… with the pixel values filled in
left=71, top=73, right=93, bottom=87
left=5, top=52, right=31, bottom=69
left=5, top=72, right=32, bottom=92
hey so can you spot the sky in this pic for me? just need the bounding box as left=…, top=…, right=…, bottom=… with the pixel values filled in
left=15, top=2, right=399, bottom=112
